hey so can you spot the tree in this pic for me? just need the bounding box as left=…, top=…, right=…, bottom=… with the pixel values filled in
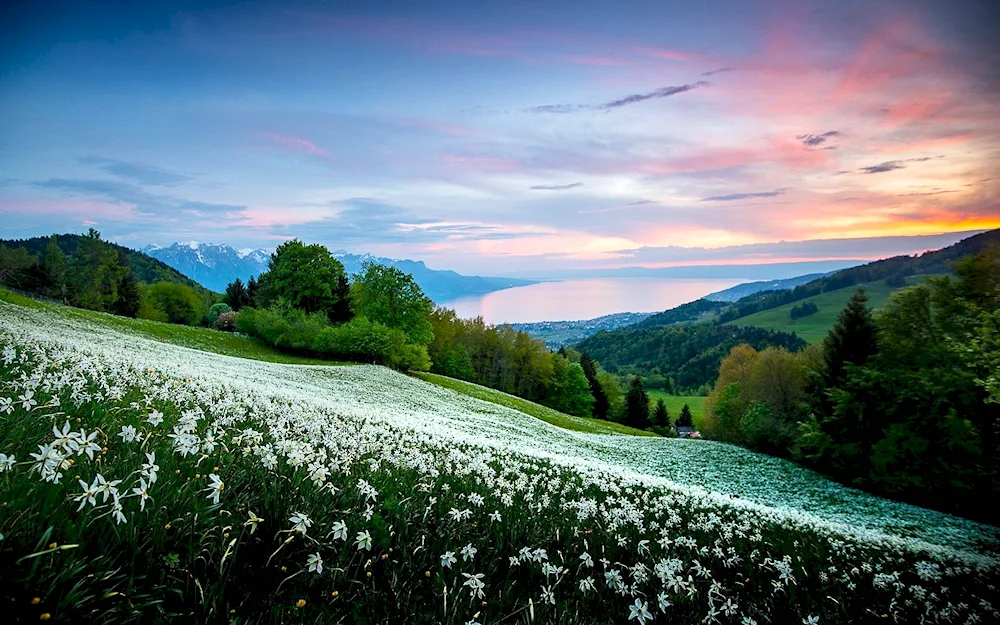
left=579, top=352, right=610, bottom=419
left=42, top=235, right=67, bottom=301
left=257, top=240, right=348, bottom=320
left=351, top=262, right=434, bottom=345
left=651, top=399, right=669, bottom=428
left=143, top=282, right=202, bottom=325
left=546, top=354, right=594, bottom=417
left=330, top=273, right=354, bottom=324
left=112, top=251, right=141, bottom=318
left=70, top=228, right=123, bottom=312
left=246, top=275, right=259, bottom=307
left=625, top=377, right=650, bottom=429
left=676, top=403, right=694, bottom=428
left=822, top=289, right=879, bottom=387
left=224, top=278, right=248, bottom=311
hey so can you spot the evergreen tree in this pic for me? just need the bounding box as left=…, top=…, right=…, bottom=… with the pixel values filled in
left=330, top=273, right=354, bottom=324
left=676, top=403, right=694, bottom=428
left=112, top=251, right=141, bottom=318
left=246, top=275, right=259, bottom=307
left=225, top=278, right=247, bottom=311
left=651, top=398, right=669, bottom=427
left=42, top=235, right=67, bottom=301
left=579, top=352, right=610, bottom=419
left=822, top=289, right=879, bottom=387
left=625, top=377, right=650, bottom=429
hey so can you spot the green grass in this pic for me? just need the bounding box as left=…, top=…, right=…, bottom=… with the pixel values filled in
left=412, top=371, right=659, bottom=437
left=0, top=288, right=346, bottom=366
left=731, top=276, right=930, bottom=343
left=645, top=390, right=706, bottom=428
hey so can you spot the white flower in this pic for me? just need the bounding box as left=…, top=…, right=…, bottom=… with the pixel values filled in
left=441, top=551, right=457, bottom=568
left=94, top=473, right=122, bottom=503
left=355, top=530, right=372, bottom=551
left=118, top=425, right=138, bottom=444
left=19, top=390, right=37, bottom=411
left=462, top=572, right=485, bottom=599
left=540, top=585, right=555, bottom=605
left=74, top=477, right=100, bottom=511
left=0, top=396, right=13, bottom=414
left=306, top=552, right=323, bottom=574
left=132, top=478, right=151, bottom=511
left=204, top=473, right=224, bottom=505
left=489, top=510, right=502, bottom=522
left=803, top=618, right=819, bottom=625
left=0, top=453, right=15, bottom=472
left=141, top=452, right=159, bottom=484
left=245, top=511, right=264, bottom=534
left=111, top=500, right=127, bottom=525
left=461, top=543, right=477, bottom=562
left=579, top=577, right=596, bottom=593
left=579, top=552, right=594, bottom=567
left=658, top=592, right=671, bottom=613
left=289, top=512, right=312, bottom=535
left=77, top=431, right=101, bottom=460
left=146, top=410, right=164, bottom=426
left=628, top=598, right=652, bottom=625
left=331, top=520, right=348, bottom=541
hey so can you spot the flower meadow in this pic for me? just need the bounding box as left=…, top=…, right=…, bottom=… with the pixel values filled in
left=1, top=300, right=998, bottom=624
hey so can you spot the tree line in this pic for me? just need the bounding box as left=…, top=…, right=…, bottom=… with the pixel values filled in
left=699, top=248, right=1000, bottom=522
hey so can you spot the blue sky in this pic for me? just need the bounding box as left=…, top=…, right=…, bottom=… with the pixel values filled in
left=1, top=0, right=998, bottom=274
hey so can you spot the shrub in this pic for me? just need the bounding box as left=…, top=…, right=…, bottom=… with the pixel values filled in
left=215, top=310, right=238, bottom=332
left=204, top=302, right=231, bottom=327
left=142, top=282, right=202, bottom=325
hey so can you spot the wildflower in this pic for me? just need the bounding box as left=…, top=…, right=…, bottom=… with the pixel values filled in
left=0, top=396, right=12, bottom=414
left=295, top=599, right=306, bottom=608
left=658, top=592, right=671, bottom=612
left=77, top=431, right=101, bottom=460
left=803, top=618, right=819, bottom=625
left=147, top=410, right=164, bottom=426
left=242, top=511, right=264, bottom=534
left=355, top=530, right=372, bottom=551
left=629, top=599, right=653, bottom=625
left=306, top=553, right=323, bottom=574
left=289, top=512, right=312, bottom=535
left=462, top=572, right=485, bottom=599
left=742, top=618, right=758, bottom=625
left=118, top=425, right=138, bottom=444
left=579, top=552, right=594, bottom=567
left=141, top=453, right=159, bottom=484
left=540, top=585, right=555, bottom=605
left=488, top=511, right=501, bottom=522
left=18, top=390, right=37, bottom=411
left=111, top=500, right=127, bottom=525
left=94, top=473, right=122, bottom=503
left=0, top=453, right=15, bottom=472
left=331, top=520, right=348, bottom=541
left=132, top=479, right=151, bottom=511
left=461, top=543, right=477, bottom=562
left=205, top=474, right=224, bottom=505
left=441, top=551, right=457, bottom=568
left=579, top=577, right=596, bottom=593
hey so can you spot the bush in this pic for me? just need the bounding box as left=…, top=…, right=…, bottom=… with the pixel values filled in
left=204, top=302, right=231, bottom=326
left=215, top=310, right=238, bottom=332
left=142, top=282, right=202, bottom=325
left=238, top=304, right=328, bottom=351
left=790, top=301, right=819, bottom=320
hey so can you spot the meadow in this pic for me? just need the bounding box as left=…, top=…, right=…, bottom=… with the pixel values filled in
left=1, top=298, right=997, bottom=624
left=644, top=391, right=705, bottom=429
left=730, top=278, right=925, bottom=343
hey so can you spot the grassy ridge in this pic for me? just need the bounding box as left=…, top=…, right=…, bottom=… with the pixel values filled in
left=413, top=371, right=658, bottom=437
left=645, top=390, right=705, bottom=428
left=0, top=289, right=345, bottom=366
left=731, top=277, right=927, bottom=343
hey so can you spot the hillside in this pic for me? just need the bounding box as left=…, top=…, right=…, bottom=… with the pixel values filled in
left=1, top=233, right=215, bottom=297
left=732, top=275, right=927, bottom=343
left=0, top=294, right=997, bottom=623
left=703, top=272, right=830, bottom=302
left=508, top=311, right=653, bottom=348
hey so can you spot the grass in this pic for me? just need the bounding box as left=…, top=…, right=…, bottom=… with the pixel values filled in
left=731, top=276, right=930, bottom=343
left=645, top=390, right=705, bottom=428
left=0, top=288, right=346, bottom=366
left=412, top=371, right=659, bottom=437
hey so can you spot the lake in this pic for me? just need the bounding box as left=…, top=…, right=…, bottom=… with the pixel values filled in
left=440, top=277, right=747, bottom=323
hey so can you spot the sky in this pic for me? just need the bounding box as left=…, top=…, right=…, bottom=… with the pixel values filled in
left=1, top=0, right=999, bottom=276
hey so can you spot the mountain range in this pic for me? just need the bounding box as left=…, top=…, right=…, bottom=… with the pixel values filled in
left=143, top=242, right=535, bottom=302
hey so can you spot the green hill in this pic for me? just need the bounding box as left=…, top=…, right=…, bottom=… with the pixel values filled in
left=0, top=293, right=996, bottom=623
left=732, top=275, right=927, bottom=343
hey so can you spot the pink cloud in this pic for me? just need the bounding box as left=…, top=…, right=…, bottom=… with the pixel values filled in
left=259, top=132, right=328, bottom=156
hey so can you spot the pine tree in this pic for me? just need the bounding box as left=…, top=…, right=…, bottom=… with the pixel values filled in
left=676, top=403, right=694, bottom=428
left=42, top=235, right=67, bottom=302
left=225, top=278, right=247, bottom=311
left=330, top=273, right=354, bottom=324
left=625, top=377, right=650, bottom=429
left=651, top=398, right=669, bottom=427
left=822, top=288, right=879, bottom=387
left=246, top=275, right=259, bottom=307
left=579, top=352, right=610, bottom=419
left=113, top=266, right=142, bottom=318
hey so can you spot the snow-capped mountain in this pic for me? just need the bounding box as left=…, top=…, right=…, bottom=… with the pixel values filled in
left=143, top=242, right=535, bottom=302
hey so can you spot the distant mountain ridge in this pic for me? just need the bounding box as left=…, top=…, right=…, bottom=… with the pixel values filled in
left=703, top=273, right=831, bottom=302
left=143, top=242, right=535, bottom=303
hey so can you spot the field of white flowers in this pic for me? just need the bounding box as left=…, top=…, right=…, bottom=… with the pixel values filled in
left=1, top=299, right=998, bottom=624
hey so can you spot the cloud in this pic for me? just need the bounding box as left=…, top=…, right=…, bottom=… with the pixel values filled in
left=34, top=178, right=244, bottom=215
left=796, top=131, right=840, bottom=147
left=525, top=81, right=707, bottom=113
left=702, top=67, right=736, bottom=77
left=259, top=132, right=329, bottom=156
left=859, top=161, right=906, bottom=174
left=77, top=157, right=191, bottom=186
left=701, top=189, right=787, bottom=202
left=530, top=182, right=584, bottom=191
